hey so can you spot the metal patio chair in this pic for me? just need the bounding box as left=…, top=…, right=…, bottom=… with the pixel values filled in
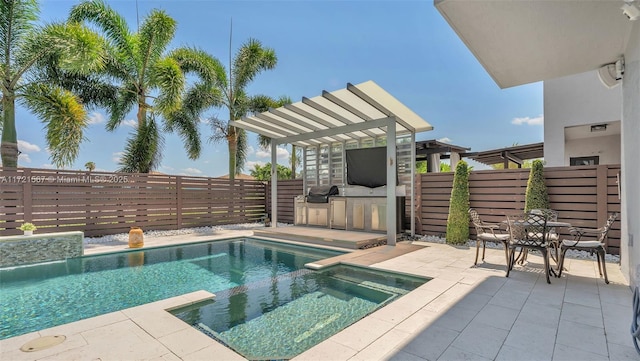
left=505, top=212, right=552, bottom=284
left=469, top=208, right=510, bottom=266
left=528, top=209, right=560, bottom=263
left=557, top=212, right=619, bottom=284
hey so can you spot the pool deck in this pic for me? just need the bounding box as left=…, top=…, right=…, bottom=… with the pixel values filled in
left=1, top=229, right=636, bottom=361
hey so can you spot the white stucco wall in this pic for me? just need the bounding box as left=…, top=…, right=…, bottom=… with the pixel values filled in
left=564, top=134, right=621, bottom=165
left=544, top=71, right=622, bottom=166
left=621, top=21, right=640, bottom=288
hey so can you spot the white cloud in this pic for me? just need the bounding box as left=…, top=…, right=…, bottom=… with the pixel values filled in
left=18, top=140, right=41, bottom=153
left=512, top=115, right=543, bottom=126
left=122, top=119, right=137, bottom=128
left=182, top=167, right=203, bottom=175
left=87, top=112, right=106, bottom=125
left=246, top=145, right=256, bottom=156
left=41, top=163, right=54, bottom=169
left=160, top=165, right=175, bottom=172
left=437, top=137, right=452, bottom=144
left=244, top=160, right=265, bottom=171
left=18, top=153, right=31, bottom=163
left=112, top=152, right=124, bottom=163
left=255, top=146, right=289, bottom=160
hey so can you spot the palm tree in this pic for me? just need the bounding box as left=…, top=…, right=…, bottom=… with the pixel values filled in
left=66, top=0, right=223, bottom=173
left=85, top=161, right=95, bottom=172
left=1, top=0, right=104, bottom=168
left=209, top=38, right=278, bottom=180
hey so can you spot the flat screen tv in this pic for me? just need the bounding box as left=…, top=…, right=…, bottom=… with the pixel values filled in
left=346, top=146, right=397, bottom=188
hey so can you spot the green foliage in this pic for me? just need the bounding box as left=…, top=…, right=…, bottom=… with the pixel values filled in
left=207, top=37, right=280, bottom=179
left=85, top=161, right=95, bottom=171
left=19, top=222, right=37, bottom=231
left=64, top=0, right=221, bottom=173
left=446, top=160, right=470, bottom=245
left=524, top=159, right=549, bottom=212
left=440, top=162, right=451, bottom=172
left=416, top=161, right=427, bottom=174
left=250, top=163, right=291, bottom=181
left=1, top=0, right=104, bottom=168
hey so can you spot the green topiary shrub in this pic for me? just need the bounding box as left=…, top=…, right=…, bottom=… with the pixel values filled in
left=446, top=160, right=470, bottom=245
left=524, top=159, right=549, bottom=212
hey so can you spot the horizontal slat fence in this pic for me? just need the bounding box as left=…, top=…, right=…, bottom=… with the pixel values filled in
left=0, top=168, right=266, bottom=237
left=418, top=164, right=622, bottom=254
left=2, top=165, right=622, bottom=254
left=266, top=180, right=304, bottom=224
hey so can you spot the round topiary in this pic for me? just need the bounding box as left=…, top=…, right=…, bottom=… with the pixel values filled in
left=524, top=159, right=549, bottom=212
left=446, top=161, right=470, bottom=245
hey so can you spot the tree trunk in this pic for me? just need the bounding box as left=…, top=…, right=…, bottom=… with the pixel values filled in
left=1, top=91, right=18, bottom=168
left=291, top=145, right=296, bottom=179
left=227, top=125, right=237, bottom=180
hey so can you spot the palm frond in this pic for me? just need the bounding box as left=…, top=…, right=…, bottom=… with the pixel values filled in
left=232, top=38, right=277, bottom=94
left=106, top=83, right=137, bottom=130
left=21, top=83, right=87, bottom=168
left=138, top=10, right=176, bottom=74
left=169, top=47, right=227, bottom=89
left=118, top=115, right=164, bottom=173
left=68, top=0, right=134, bottom=61
left=208, top=117, right=229, bottom=144
left=150, top=57, right=184, bottom=115
left=0, top=0, right=39, bottom=66
left=164, top=108, right=201, bottom=160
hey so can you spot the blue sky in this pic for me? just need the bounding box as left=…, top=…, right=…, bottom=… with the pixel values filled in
left=13, top=0, right=543, bottom=176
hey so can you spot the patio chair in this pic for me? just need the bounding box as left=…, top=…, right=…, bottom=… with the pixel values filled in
left=528, top=209, right=560, bottom=262
left=557, top=212, right=619, bottom=284
left=505, top=212, right=552, bottom=284
left=469, top=208, right=510, bottom=266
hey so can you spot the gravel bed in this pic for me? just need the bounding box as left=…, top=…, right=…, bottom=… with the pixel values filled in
left=414, top=234, right=620, bottom=263
left=85, top=225, right=620, bottom=263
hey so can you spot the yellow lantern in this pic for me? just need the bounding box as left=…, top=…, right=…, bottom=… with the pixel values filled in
left=128, top=227, right=144, bottom=249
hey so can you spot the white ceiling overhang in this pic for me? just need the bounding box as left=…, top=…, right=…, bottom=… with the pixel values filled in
left=435, top=0, right=634, bottom=88
left=230, top=80, right=433, bottom=147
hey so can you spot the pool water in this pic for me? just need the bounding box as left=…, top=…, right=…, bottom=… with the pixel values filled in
left=0, top=238, right=427, bottom=359
left=173, top=265, right=426, bottom=360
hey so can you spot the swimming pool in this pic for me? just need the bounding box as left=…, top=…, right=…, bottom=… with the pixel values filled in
left=0, top=238, right=427, bottom=359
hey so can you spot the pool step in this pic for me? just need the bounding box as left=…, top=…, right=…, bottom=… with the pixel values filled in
left=253, top=227, right=387, bottom=250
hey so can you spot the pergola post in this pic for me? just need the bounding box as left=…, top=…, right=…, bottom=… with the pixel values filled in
left=386, top=118, right=397, bottom=245
left=271, top=141, right=278, bottom=228
left=410, top=132, right=416, bottom=237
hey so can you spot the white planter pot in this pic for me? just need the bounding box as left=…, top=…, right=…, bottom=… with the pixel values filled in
left=23, top=230, right=33, bottom=236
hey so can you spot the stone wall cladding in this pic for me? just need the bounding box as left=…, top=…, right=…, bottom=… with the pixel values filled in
left=0, top=232, right=84, bottom=267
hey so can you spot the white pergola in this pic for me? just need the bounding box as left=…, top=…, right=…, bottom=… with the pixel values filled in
left=230, top=80, right=433, bottom=245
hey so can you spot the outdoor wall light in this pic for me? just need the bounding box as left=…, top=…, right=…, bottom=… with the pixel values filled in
left=622, top=1, right=640, bottom=21
left=598, top=57, right=624, bottom=89
left=590, top=124, right=608, bottom=132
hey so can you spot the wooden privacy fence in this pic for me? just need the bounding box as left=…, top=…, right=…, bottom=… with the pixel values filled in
left=418, top=164, right=622, bottom=255
left=0, top=168, right=266, bottom=237
left=1, top=165, right=622, bottom=254
left=266, top=179, right=304, bottom=224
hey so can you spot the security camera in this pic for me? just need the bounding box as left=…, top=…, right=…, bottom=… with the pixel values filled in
left=622, top=2, right=640, bottom=20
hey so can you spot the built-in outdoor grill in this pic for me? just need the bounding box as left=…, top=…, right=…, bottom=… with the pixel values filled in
left=305, top=185, right=339, bottom=203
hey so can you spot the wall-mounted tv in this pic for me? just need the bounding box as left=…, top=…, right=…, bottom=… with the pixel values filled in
left=346, top=146, right=397, bottom=188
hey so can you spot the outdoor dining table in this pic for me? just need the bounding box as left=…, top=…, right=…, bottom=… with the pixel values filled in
left=502, top=218, right=573, bottom=277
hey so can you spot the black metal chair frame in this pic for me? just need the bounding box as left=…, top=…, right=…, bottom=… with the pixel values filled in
left=557, top=212, right=619, bottom=284
left=469, top=208, right=510, bottom=266
left=505, top=213, right=552, bottom=284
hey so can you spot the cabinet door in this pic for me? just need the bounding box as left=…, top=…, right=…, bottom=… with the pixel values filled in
left=352, top=202, right=365, bottom=230
left=295, top=204, right=307, bottom=225
left=330, top=199, right=346, bottom=229
left=371, top=202, right=387, bottom=231
left=308, top=207, right=328, bottom=226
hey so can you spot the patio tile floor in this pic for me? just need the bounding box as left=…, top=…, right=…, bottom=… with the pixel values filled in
left=0, top=231, right=635, bottom=361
